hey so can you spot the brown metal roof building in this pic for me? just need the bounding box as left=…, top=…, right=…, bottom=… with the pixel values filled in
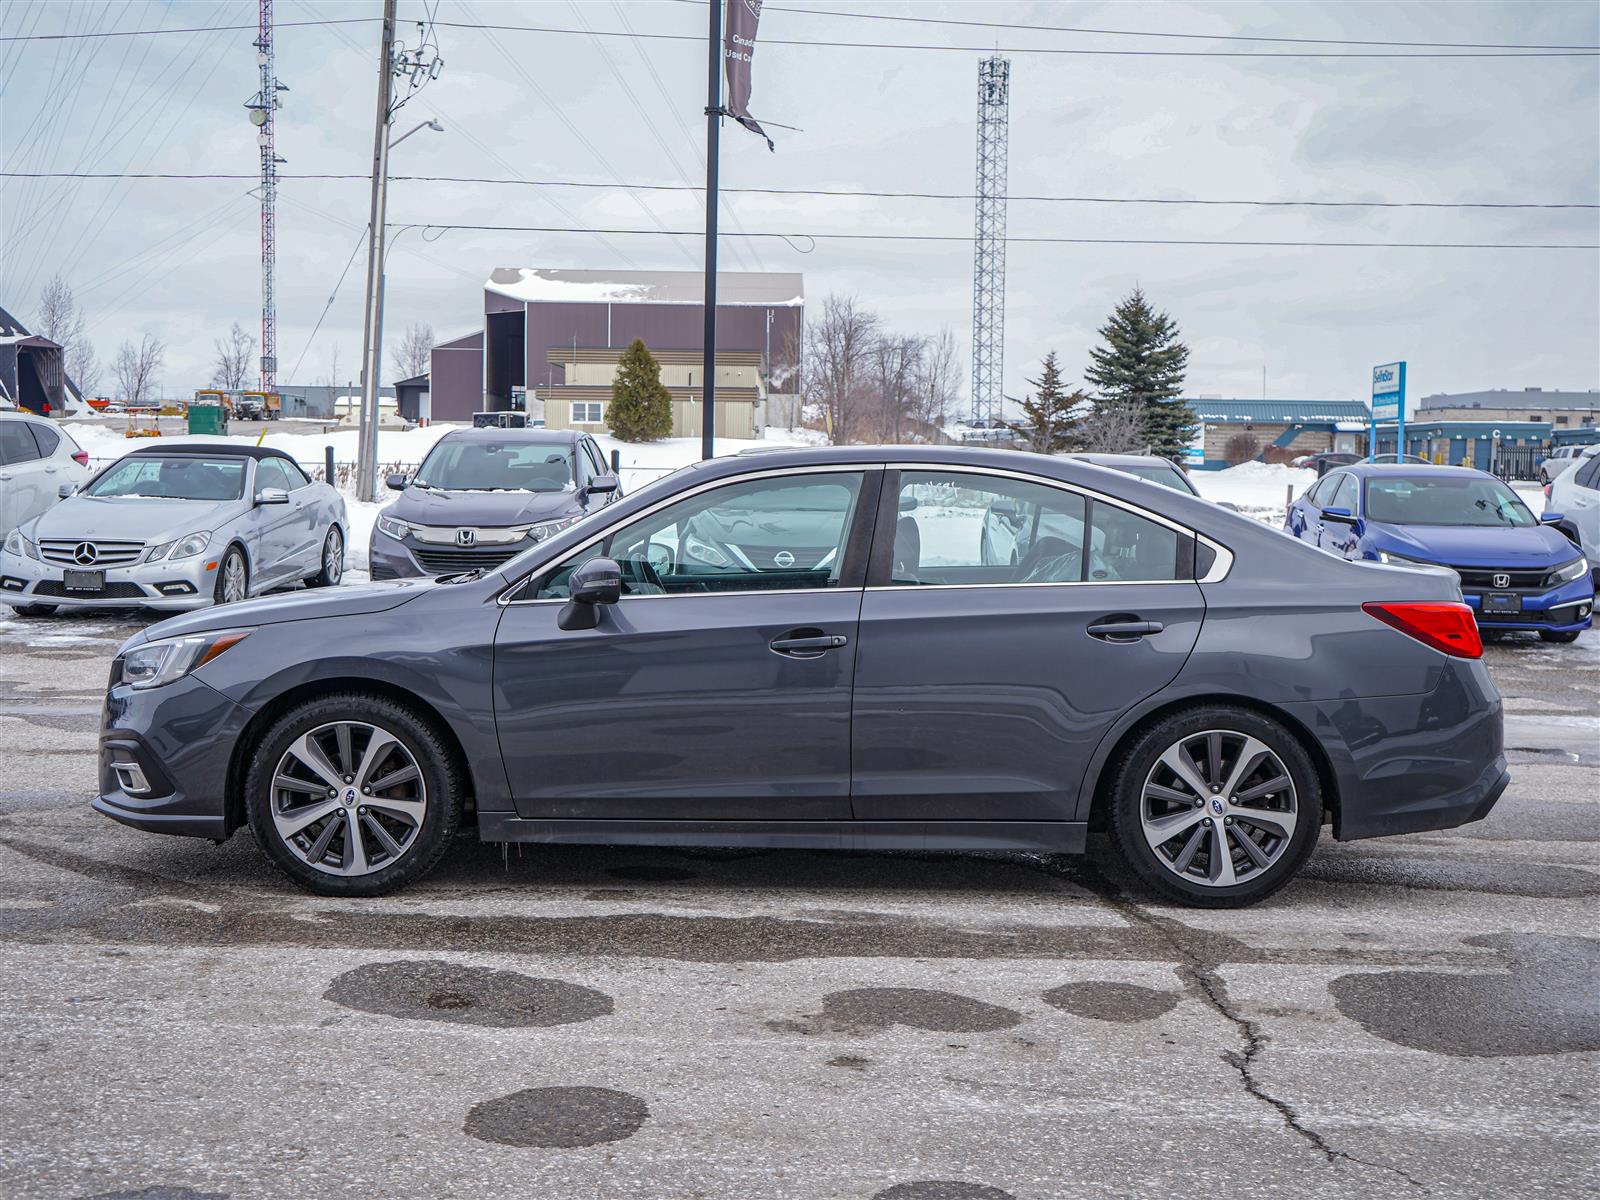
left=426, top=269, right=804, bottom=432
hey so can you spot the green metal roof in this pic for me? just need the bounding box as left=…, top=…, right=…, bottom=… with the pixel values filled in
left=1182, top=398, right=1371, bottom=423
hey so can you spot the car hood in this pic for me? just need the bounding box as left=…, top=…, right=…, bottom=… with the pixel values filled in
left=1369, top=521, right=1580, bottom=567
left=388, top=487, right=581, bottom=527
left=27, top=495, right=246, bottom=542
left=121, top=579, right=435, bottom=651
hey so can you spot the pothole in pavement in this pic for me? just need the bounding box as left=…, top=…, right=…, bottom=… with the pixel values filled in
left=324, top=960, right=613, bottom=1028
left=464, top=1086, right=649, bottom=1148
left=1041, top=980, right=1180, bottom=1023
left=872, top=1183, right=1016, bottom=1200
left=1330, top=932, right=1600, bottom=1056
left=773, top=987, right=1024, bottom=1035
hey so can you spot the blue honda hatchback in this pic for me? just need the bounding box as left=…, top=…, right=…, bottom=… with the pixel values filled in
left=1286, top=464, right=1593, bottom=643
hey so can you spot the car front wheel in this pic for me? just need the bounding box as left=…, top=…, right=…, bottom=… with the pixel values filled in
left=1104, top=706, right=1322, bottom=908
left=214, top=546, right=248, bottom=605
left=244, top=694, right=463, bottom=896
left=306, top=526, right=344, bottom=588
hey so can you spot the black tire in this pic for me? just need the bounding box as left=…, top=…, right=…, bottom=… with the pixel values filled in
left=305, top=526, right=344, bottom=588
left=1102, top=705, right=1322, bottom=908
left=1539, top=629, right=1582, bottom=644
left=244, top=692, right=463, bottom=897
left=213, top=544, right=249, bottom=605
left=7, top=603, right=58, bottom=617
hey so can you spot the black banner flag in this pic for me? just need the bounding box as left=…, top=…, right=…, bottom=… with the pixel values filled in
left=723, top=0, right=773, bottom=150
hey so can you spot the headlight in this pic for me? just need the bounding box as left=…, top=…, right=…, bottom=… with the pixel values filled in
left=143, top=531, right=210, bottom=562
left=119, top=629, right=252, bottom=690
left=1551, top=557, right=1590, bottom=585
left=3, top=530, right=23, bottom=558
left=376, top=513, right=412, bottom=540
left=520, top=517, right=579, bottom=543
left=684, top=532, right=731, bottom=567
left=1377, top=550, right=1435, bottom=567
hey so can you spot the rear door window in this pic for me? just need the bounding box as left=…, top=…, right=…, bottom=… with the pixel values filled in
left=1575, top=456, right=1600, bottom=490
left=28, top=423, right=60, bottom=457
left=0, top=421, right=41, bottom=465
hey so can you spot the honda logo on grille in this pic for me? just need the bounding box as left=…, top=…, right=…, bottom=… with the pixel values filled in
left=455, top=529, right=476, bottom=547
left=72, top=542, right=98, bottom=566
left=1492, top=573, right=1511, bottom=589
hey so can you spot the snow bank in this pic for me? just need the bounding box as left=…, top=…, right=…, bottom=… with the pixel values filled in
left=1191, top=462, right=1314, bottom=515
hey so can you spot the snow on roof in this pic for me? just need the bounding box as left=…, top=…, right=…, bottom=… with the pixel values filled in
left=486, top=268, right=804, bottom=308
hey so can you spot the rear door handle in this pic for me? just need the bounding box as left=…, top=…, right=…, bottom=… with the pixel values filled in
left=770, top=629, right=849, bottom=656
left=1087, top=618, right=1164, bottom=641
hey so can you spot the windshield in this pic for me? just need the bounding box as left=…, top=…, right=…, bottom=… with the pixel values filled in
left=415, top=440, right=574, bottom=492
left=1364, top=474, right=1537, bottom=527
left=84, top=456, right=245, bottom=501
left=1121, top=463, right=1195, bottom=494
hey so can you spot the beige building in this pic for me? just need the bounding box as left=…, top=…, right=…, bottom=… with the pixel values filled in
left=533, top=347, right=765, bottom=440
left=1418, top=387, right=1599, bottom=428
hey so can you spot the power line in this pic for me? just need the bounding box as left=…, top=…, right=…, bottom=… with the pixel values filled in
left=696, top=0, right=1600, bottom=52
left=425, top=18, right=1600, bottom=60
left=406, top=223, right=1600, bottom=250
left=0, top=16, right=375, bottom=41
left=5, top=172, right=1593, bottom=211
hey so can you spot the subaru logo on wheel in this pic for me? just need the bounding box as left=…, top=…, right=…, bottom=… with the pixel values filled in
left=1210, top=797, right=1226, bottom=815
left=1492, top=573, right=1511, bottom=589
left=72, top=542, right=98, bottom=566
left=455, top=528, right=476, bottom=547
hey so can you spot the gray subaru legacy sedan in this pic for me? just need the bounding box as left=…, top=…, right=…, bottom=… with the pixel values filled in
left=94, top=446, right=1508, bottom=907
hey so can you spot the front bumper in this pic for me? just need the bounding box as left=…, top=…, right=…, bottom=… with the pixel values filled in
left=368, top=527, right=538, bottom=581
left=93, top=669, right=256, bottom=839
left=1, top=546, right=215, bottom=611
left=1461, top=575, right=1594, bottom=634
left=1282, top=656, right=1509, bottom=841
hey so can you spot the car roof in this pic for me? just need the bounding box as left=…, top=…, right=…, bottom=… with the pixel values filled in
left=1065, top=452, right=1181, bottom=469
left=437, top=427, right=583, bottom=445
left=122, top=443, right=294, bottom=464
left=1338, top=462, right=1496, bottom=480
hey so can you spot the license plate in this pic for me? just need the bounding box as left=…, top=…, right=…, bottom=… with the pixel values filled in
left=63, top=569, right=104, bottom=592
left=1483, top=591, right=1522, bottom=614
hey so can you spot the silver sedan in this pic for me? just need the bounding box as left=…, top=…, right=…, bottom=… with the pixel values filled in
left=0, top=445, right=347, bottom=614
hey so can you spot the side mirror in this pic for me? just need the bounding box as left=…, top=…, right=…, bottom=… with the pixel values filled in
left=1321, top=506, right=1357, bottom=524
left=58, top=482, right=76, bottom=499
left=587, top=473, right=619, bottom=495
left=898, top=493, right=919, bottom=513
left=558, top=556, right=622, bottom=631
left=254, top=487, right=290, bottom=506
left=385, top=472, right=409, bottom=492
left=990, top=498, right=1019, bottom=519
left=1541, top=511, right=1566, bottom=524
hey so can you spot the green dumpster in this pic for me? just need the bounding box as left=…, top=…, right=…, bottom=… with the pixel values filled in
left=186, top=403, right=228, bottom=435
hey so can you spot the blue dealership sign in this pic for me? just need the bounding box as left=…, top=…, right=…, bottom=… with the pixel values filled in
left=1371, top=362, right=1405, bottom=420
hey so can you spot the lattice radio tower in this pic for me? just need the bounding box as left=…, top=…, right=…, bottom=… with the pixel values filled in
left=969, top=56, right=1010, bottom=424
left=247, top=0, right=286, bottom=393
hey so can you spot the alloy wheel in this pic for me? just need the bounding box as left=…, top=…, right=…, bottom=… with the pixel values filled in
left=268, top=720, right=427, bottom=877
left=324, top=529, right=344, bottom=585
left=221, top=552, right=247, bottom=603
left=1139, top=730, right=1298, bottom=889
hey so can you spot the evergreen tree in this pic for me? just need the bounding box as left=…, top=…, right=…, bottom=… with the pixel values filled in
left=1082, top=287, right=1194, bottom=460
left=608, top=338, right=673, bottom=441
left=1007, top=351, right=1083, bottom=454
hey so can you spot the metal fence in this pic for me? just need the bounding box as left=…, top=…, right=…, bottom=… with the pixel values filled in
left=1491, top=446, right=1542, bottom=482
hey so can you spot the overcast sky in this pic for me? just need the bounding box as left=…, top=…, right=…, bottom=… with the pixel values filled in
left=1, top=0, right=1596, bottom=412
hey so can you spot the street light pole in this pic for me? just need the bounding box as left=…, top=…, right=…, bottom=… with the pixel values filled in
left=355, top=0, right=398, bottom=504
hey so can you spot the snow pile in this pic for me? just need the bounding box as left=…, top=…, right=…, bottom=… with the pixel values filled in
left=1192, top=462, right=1314, bottom=518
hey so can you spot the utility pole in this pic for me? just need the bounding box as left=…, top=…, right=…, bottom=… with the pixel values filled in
left=247, top=0, right=286, bottom=395
left=355, top=0, right=398, bottom=502
left=969, top=56, right=1010, bottom=425
left=700, top=0, right=721, bottom=461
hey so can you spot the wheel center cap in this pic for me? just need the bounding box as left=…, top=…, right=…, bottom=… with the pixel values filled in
left=342, top=788, right=358, bottom=807
left=1209, top=796, right=1226, bottom=815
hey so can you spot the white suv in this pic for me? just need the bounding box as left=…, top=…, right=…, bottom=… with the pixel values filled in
left=1546, top=446, right=1600, bottom=589
left=1539, top=445, right=1587, bottom=486
left=0, top=413, right=91, bottom=537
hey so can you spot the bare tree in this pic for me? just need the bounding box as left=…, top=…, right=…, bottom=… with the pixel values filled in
left=113, top=334, right=166, bottom=404
left=324, top=342, right=343, bottom=391
left=1074, top=399, right=1149, bottom=453
left=212, top=322, right=256, bottom=390
left=802, top=294, right=879, bottom=444
left=910, top=327, right=961, bottom=436
left=37, top=274, right=96, bottom=396
left=68, top=340, right=101, bottom=396
left=391, top=322, right=434, bottom=379
left=869, top=334, right=924, bottom=442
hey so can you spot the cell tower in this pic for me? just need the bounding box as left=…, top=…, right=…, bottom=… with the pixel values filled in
left=246, top=0, right=286, bottom=392
left=969, top=56, right=1010, bottom=425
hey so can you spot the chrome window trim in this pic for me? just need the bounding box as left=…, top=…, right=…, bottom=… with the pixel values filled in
left=886, top=461, right=1235, bottom=586
left=498, top=463, right=884, bottom=606
left=505, top=586, right=857, bottom=608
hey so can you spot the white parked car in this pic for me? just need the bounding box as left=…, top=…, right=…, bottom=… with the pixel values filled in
left=0, top=411, right=90, bottom=537
left=1, top=444, right=347, bottom=615
left=1539, top=445, right=1589, bottom=487
left=1545, top=446, right=1600, bottom=589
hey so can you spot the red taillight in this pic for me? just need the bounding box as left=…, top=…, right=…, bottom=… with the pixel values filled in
left=72, top=450, right=89, bottom=467
left=1362, top=601, right=1482, bottom=659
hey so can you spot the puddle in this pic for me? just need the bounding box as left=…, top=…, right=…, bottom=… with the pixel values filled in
left=464, top=1085, right=649, bottom=1148
left=1041, top=981, right=1179, bottom=1023
left=777, top=987, right=1024, bottom=1035
left=324, top=960, right=613, bottom=1028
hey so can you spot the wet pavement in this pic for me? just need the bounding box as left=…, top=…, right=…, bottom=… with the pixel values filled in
left=0, top=609, right=1595, bottom=1199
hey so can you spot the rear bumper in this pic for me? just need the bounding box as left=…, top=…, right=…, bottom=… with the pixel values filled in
left=1281, top=657, right=1509, bottom=841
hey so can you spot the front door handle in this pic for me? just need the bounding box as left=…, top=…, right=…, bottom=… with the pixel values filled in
left=770, top=629, right=849, bottom=657
left=1086, top=618, right=1164, bottom=642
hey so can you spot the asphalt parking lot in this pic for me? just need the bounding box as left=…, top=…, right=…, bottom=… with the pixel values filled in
left=0, top=612, right=1594, bottom=1200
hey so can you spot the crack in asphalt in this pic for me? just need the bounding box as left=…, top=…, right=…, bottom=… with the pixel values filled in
left=1043, top=855, right=1432, bottom=1193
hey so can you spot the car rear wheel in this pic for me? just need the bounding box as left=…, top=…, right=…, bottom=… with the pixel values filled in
left=214, top=546, right=248, bottom=605
left=244, top=694, right=462, bottom=896
left=1104, top=706, right=1322, bottom=908
left=306, top=526, right=344, bottom=588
